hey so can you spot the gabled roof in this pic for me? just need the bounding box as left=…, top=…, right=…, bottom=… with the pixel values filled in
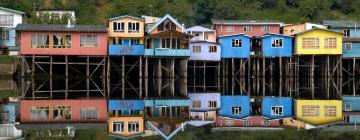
left=322, top=20, right=360, bottom=28
left=146, top=14, right=187, bottom=33
left=16, top=24, right=107, bottom=32
left=108, top=15, right=144, bottom=21
left=212, top=19, right=283, bottom=25
left=218, top=33, right=252, bottom=38
left=261, top=33, right=294, bottom=38
left=0, top=6, right=25, bottom=14
left=294, top=27, right=343, bottom=36
left=186, top=25, right=215, bottom=32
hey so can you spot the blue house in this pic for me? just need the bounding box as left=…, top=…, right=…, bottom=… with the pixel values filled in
left=187, top=26, right=221, bottom=61
left=218, top=34, right=251, bottom=58
left=0, top=102, right=16, bottom=123
left=261, top=96, right=292, bottom=119
left=322, top=20, right=360, bottom=58
left=145, top=14, right=191, bottom=57
left=0, top=6, right=24, bottom=55
left=342, top=96, right=360, bottom=124
left=108, top=100, right=145, bottom=116
left=219, top=95, right=250, bottom=119
left=261, top=34, right=293, bottom=57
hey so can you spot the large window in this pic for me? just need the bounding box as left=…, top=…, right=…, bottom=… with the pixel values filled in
left=113, top=22, right=125, bottom=33
left=113, top=121, right=125, bottom=133
left=302, top=105, right=319, bottom=117
left=302, top=38, right=319, bottom=49
left=53, top=35, right=71, bottom=48
left=128, top=22, right=140, bottom=33
left=324, top=105, right=337, bottom=117
left=262, top=26, right=270, bottom=32
left=209, top=46, right=217, bottom=53
left=52, top=106, right=71, bottom=120
left=193, top=46, right=201, bottom=53
left=80, top=35, right=98, bottom=47
left=128, top=121, right=140, bottom=132
left=30, top=106, right=49, bottom=120
left=130, top=39, right=140, bottom=45
left=232, top=106, right=241, bottom=114
left=80, top=107, right=98, bottom=120
left=226, top=26, right=234, bottom=32
left=272, top=38, right=283, bottom=48
left=208, top=101, right=217, bottom=108
left=161, top=38, right=181, bottom=49
left=192, top=100, right=201, bottom=108
left=31, top=34, right=50, bottom=48
left=271, top=106, right=283, bottom=115
left=0, top=29, right=9, bottom=40
left=232, top=39, right=242, bottom=47
left=324, top=38, right=337, bottom=49
left=0, top=15, right=14, bottom=27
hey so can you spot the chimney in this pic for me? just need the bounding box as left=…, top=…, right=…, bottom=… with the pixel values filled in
left=66, top=19, right=74, bottom=28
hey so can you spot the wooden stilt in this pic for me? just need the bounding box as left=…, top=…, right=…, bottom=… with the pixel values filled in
left=122, top=56, right=125, bottom=99
left=139, top=57, right=142, bottom=99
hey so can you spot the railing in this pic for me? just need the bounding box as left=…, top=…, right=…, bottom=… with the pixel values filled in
left=109, top=44, right=145, bottom=55
left=145, top=48, right=190, bottom=57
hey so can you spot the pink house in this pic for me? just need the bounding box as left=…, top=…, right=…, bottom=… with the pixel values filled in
left=215, top=116, right=280, bottom=127
left=16, top=24, right=108, bottom=55
left=212, top=20, right=283, bottom=37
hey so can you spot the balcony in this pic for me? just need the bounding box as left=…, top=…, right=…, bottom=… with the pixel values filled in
left=109, top=44, right=144, bottom=56
left=144, top=48, right=189, bottom=57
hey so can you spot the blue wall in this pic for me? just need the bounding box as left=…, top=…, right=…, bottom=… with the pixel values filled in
left=0, top=103, right=16, bottom=123
left=330, top=28, right=360, bottom=38
left=219, top=95, right=250, bottom=119
left=145, top=99, right=190, bottom=107
left=108, top=100, right=144, bottom=110
left=219, top=34, right=251, bottom=58
left=261, top=35, right=293, bottom=57
left=109, top=44, right=144, bottom=55
left=189, top=42, right=221, bottom=61
left=0, top=29, right=16, bottom=47
left=261, top=97, right=292, bottom=119
left=342, top=43, right=360, bottom=58
left=342, top=96, right=360, bottom=112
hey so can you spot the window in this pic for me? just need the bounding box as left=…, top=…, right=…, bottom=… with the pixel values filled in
left=113, top=121, right=125, bottom=133
left=80, top=108, right=98, bottom=120
left=224, top=120, right=234, bottom=126
left=290, top=29, right=295, bottom=34
left=345, top=104, right=351, bottom=111
left=31, top=34, right=50, bottom=48
left=161, top=38, right=180, bottom=49
left=208, top=100, right=217, bottom=108
left=130, top=39, right=140, bottom=45
left=343, top=29, right=350, bottom=37
left=53, top=106, right=71, bottom=120
left=193, top=46, right=201, bottom=53
left=53, top=35, right=71, bottom=48
left=244, top=119, right=251, bottom=126
left=262, top=26, right=270, bottom=32
left=194, top=33, right=200, bottom=40
left=128, top=121, right=140, bottom=132
left=80, top=35, right=98, bottom=47
left=30, top=106, right=49, bottom=120
left=0, top=29, right=9, bottom=40
left=232, top=106, right=241, bottom=114
left=324, top=105, right=337, bottom=117
left=232, top=39, right=242, bottom=47
left=244, top=26, right=252, bottom=32
left=113, top=22, right=125, bottom=33
left=128, top=22, right=140, bottom=33
left=204, top=33, right=209, bottom=40
left=302, top=38, right=319, bottom=49
left=345, top=43, right=352, bottom=50
left=324, top=38, right=337, bottom=49
left=271, top=106, right=283, bottom=115
left=209, top=46, right=217, bottom=53
left=261, top=120, right=269, bottom=126
left=192, top=100, right=201, bottom=108
left=0, top=15, right=14, bottom=26
left=302, top=105, right=319, bottom=117
left=226, top=26, right=234, bottom=32
left=272, top=38, right=283, bottom=48
left=129, top=110, right=140, bottom=116
left=113, top=38, right=122, bottom=45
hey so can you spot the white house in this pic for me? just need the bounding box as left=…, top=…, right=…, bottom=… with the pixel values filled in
left=0, top=6, right=24, bottom=55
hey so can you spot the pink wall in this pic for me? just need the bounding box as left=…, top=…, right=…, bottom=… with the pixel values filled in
left=20, top=99, right=107, bottom=123
left=20, top=31, right=108, bottom=55
left=214, top=24, right=280, bottom=37
left=215, top=116, right=280, bottom=127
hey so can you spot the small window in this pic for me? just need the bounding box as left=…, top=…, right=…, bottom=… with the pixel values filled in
left=30, top=106, right=50, bottom=120
left=193, top=46, right=201, bottom=53
left=53, top=35, right=71, bottom=48
left=192, top=100, right=201, bottom=108
left=128, top=121, right=140, bottom=132
left=128, top=22, right=140, bottom=33
left=244, top=119, right=251, bottom=126
left=261, top=120, right=269, bottom=126
left=345, top=104, right=351, bottom=111
left=232, top=39, right=242, bottom=47
left=345, top=43, right=352, bottom=50
left=271, top=106, right=283, bottom=115
left=208, top=101, right=217, bottom=108
left=232, top=106, right=241, bottom=114
left=31, top=34, right=50, bottom=48
left=204, top=34, right=209, bottom=40
left=113, top=121, right=125, bottom=133
left=244, top=26, right=252, bottom=32
left=262, top=26, right=270, bottom=32
left=226, top=26, right=234, bottom=32
left=194, top=33, right=200, bottom=40
left=113, top=22, right=125, bottom=33
left=209, top=46, right=217, bottom=53
left=272, top=38, right=283, bottom=48
left=52, top=106, right=71, bottom=120
left=343, top=29, right=350, bottom=37
left=130, top=39, right=140, bottom=45
left=0, top=29, right=9, bottom=40
left=80, top=35, right=98, bottom=47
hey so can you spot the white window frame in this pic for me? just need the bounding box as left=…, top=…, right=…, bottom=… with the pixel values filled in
left=343, top=29, right=350, bottom=37
left=345, top=43, right=352, bottom=50
left=209, top=46, right=217, bottom=53
left=113, top=121, right=125, bottom=133
left=324, top=38, right=337, bottom=49
left=80, top=107, right=98, bottom=120
left=232, top=39, right=242, bottom=48
left=271, top=106, right=283, bottom=115
left=193, top=45, right=201, bottom=53
left=204, top=33, right=209, bottom=40
left=244, top=26, right=252, bottom=32
left=128, top=121, right=140, bottom=133
left=0, top=15, right=14, bottom=27
left=261, top=119, right=269, bottom=126
left=244, top=119, right=251, bottom=126
left=271, top=38, right=283, bottom=48
left=225, top=26, right=234, bottom=32
left=345, top=104, right=351, bottom=111
left=208, top=100, right=217, bottom=108
left=113, top=22, right=125, bottom=33
left=261, top=26, right=270, bottom=32
left=31, top=34, right=50, bottom=48
left=0, top=29, right=10, bottom=40
left=80, top=35, right=98, bottom=47
left=128, top=22, right=140, bottom=33
left=192, top=100, right=201, bottom=108
left=232, top=106, right=241, bottom=114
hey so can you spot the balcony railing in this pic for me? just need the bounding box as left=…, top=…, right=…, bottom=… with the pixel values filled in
left=144, top=48, right=189, bottom=57
left=109, top=44, right=145, bottom=55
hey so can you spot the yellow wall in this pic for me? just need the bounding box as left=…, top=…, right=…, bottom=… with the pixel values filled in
left=295, top=100, right=342, bottom=125
left=108, top=18, right=145, bottom=38
left=295, top=29, right=343, bottom=55
left=283, top=24, right=305, bottom=36
left=108, top=117, right=144, bottom=137
left=190, top=31, right=217, bottom=43
left=190, top=111, right=217, bottom=121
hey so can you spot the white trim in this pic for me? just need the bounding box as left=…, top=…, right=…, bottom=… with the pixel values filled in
left=345, top=43, right=352, bottom=50
left=271, top=106, right=283, bottom=116
left=271, top=38, right=284, bottom=48
left=344, top=103, right=351, bottom=111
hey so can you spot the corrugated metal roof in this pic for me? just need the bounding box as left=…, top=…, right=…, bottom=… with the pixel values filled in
left=186, top=25, right=215, bottom=32
left=15, top=24, right=107, bottom=32
left=322, top=20, right=360, bottom=28
left=212, top=19, right=283, bottom=25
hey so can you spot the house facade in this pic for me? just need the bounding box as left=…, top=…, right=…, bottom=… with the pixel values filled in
left=219, top=34, right=251, bottom=58
left=342, top=96, right=360, bottom=124
left=16, top=24, right=108, bottom=55
left=0, top=6, right=24, bottom=55
left=0, top=103, right=16, bottom=123
left=108, top=15, right=145, bottom=56
left=212, top=20, right=282, bottom=37
left=282, top=23, right=326, bottom=36
left=187, top=26, right=220, bottom=61
left=108, top=100, right=144, bottom=137
left=261, top=96, right=292, bottom=119
left=294, top=100, right=342, bottom=125
left=145, top=14, right=191, bottom=57
left=261, top=34, right=293, bottom=57
left=188, top=93, right=220, bottom=126
left=216, top=96, right=250, bottom=127
left=294, top=28, right=343, bottom=55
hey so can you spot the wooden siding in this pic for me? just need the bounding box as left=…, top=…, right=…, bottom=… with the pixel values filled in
left=215, top=116, right=280, bottom=127
left=295, top=100, right=342, bottom=125
left=108, top=17, right=145, bottom=38
left=342, top=42, right=360, bottom=58
left=261, top=34, right=293, bottom=57
left=189, top=42, right=221, bottom=61
left=261, top=97, right=292, bottom=119
left=214, top=24, right=280, bottom=37
left=219, top=34, right=251, bottom=58
left=108, top=117, right=144, bottom=137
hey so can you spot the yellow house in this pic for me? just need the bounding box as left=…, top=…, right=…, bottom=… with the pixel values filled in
left=282, top=23, right=327, bottom=36
left=295, top=100, right=342, bottom=125
left=108, top=15, right=145, bottom=45
left=294, top=28, right=343, bottom=55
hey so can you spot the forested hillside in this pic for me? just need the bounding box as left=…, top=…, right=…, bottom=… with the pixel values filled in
left=1, top=0, right=360, bottom=26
